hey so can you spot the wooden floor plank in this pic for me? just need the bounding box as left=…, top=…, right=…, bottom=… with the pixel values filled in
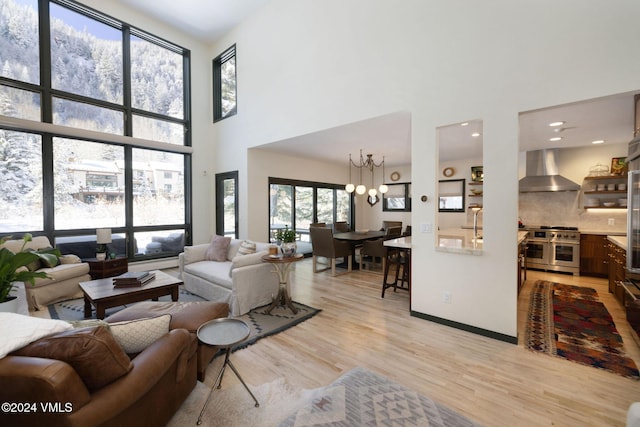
left=199, top=262, right=640, bottom=426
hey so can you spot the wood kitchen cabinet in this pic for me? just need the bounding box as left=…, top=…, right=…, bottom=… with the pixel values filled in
left=580, top=234, right=609, bottom=277
left=606, top=241, right=627, bottom=304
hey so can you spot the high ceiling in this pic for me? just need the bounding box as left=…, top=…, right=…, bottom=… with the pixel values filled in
left=112, top=1, right=637, bottom=166
left=113, top=0, right=270, bottom=42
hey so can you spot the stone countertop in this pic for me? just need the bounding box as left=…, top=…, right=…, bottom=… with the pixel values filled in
left=435, top=229, right=527, bottom=256
left=580, top=229, right=626, bottom=236
left=518, top=230, right=528, bottom=244
left=437, top=228, right=483, bottom=255
left=383, top=236, right=411, bottom=249
left=607, top=235, right=626, bottom=250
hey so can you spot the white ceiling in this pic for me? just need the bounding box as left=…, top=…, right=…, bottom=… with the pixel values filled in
left=112, top=1, right=638, bottom=166
left=113, top=0, right=271, bottom=42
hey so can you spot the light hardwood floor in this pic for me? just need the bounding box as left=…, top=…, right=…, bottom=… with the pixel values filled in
left=215, top=260, right=640, bottom=427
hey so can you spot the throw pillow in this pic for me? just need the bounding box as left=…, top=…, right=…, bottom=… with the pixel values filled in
left=25, top=258, right=41, bottom=271
left=205, top=235, right=231, bottom=262
left=36, top=246, right=61, bottom=268
left=237, top=240, right=257, bottom=255
left=229, top=250, right=268, bottom=278
left=0, top=312, right=73, bottom=358
left=59, top=254, right=81, bottom=264
left=108, top=314, right=171, bottom=354
left=11, top=325, right=133, bottom=392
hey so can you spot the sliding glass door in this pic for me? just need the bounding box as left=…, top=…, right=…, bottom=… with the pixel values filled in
left=268, top=178, right=353, bottom=244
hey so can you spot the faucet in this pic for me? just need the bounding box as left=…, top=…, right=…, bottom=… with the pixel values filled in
left=472, top=207, right=482, bottom=241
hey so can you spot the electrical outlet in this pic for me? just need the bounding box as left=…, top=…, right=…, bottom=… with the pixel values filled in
left=442, top=291, right=451, bottom=304
left=608, top=218, right=615, bottom=226
left=421, top=223, right=433, bottom=233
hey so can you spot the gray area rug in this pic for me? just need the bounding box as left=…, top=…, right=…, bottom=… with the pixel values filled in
left=47, top=290, right=321, bottom=353
left=278, top=367, right=481, bottom=427
left=47, top=288, right=206, bottom=320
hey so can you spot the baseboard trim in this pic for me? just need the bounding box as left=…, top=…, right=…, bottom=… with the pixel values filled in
left=410, top=310, right=518, bottom=344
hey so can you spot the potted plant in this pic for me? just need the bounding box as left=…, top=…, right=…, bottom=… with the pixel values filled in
left=275, top=226, right=297, bottom=257
left=0, top=234, right=57, bottom=312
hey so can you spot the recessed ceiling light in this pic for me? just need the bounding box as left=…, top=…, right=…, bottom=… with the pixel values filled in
left=592, top=140, right=605, bottom=144
left=549, top=121, right=565, bottom=127
left=471, top=132, right=481, bottom=137
left=460, top=122, right=469, bottom=126
left=549, top=137, right=562, bottom=141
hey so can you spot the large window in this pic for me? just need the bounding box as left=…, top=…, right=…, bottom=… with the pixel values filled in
left=0, top=0, right=192, bottom=260
left=213, top=44, right=236, bottom=122
left=268, top=178, right=353, bottom=243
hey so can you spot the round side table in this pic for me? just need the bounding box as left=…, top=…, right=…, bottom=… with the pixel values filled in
left=196, top=318, right=259, bottom=425
left=261, top=253, right=304, bottom=314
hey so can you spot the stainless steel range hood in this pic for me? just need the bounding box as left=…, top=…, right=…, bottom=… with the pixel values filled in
left=519, top=149, right=580, bottom=192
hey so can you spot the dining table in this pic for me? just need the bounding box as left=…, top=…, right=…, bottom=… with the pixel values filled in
left=333, top=230, right=386, bottom=269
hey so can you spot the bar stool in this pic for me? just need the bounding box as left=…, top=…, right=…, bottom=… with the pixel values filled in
left=382, top=247, right=410, bottom=297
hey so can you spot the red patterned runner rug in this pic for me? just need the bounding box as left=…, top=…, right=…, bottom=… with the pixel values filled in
left=525, top=280, right=639, bottom=378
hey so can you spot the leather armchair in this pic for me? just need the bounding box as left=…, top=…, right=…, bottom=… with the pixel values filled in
left=0, top=329, right=197, bottom=427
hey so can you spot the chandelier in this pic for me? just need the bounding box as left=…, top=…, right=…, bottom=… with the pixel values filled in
left=345, top=149, right=388, bottom=198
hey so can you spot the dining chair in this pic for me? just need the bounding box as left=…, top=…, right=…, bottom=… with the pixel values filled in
left=385, top=226, right=402, bottom=238
left=359, top=226, right=401, bottom=273
left=333, top=221, right=349, bottom=233
left=382, top=220, right=402, bottom=231
left=359, top=238, right=387, bottom=273
left=309, top=226, right=352, bottom=276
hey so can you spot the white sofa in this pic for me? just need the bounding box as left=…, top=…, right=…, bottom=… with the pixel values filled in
left=1, top=236, right=91, bottom=311
left=178, top=239, right=280, bottom=316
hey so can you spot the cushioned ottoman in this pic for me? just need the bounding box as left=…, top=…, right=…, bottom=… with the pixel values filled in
left=105, top=301, right=229, bottom=381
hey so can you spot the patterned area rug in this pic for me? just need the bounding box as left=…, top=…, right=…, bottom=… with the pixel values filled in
left=278, top=367, right=481, bottom=427
left=525, top=280, right=639, bottom=378
left=47, top=290, right=321, bottom=353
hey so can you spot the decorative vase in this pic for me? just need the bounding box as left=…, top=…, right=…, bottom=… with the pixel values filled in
left=280, top=242, right=297, bottom=258
left=0, top=295, right=20, bottom=313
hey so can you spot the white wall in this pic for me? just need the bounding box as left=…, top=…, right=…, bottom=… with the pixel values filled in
left=364, top=165, right=412, bottom=232
left=206, top=0, right=640, bottom=340
left=247, top=149, right=348, bottom=240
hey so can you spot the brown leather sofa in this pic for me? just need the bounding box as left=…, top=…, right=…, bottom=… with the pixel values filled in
left=0, top=325, right=197, bottom=427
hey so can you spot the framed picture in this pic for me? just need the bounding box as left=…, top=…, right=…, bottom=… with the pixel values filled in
left=471, top=166, right=484, bottom=182
left=611, top=157, right=627, bottom=175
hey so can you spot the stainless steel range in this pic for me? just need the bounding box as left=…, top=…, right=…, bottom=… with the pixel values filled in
left=525, top=226, right=580, bottom=275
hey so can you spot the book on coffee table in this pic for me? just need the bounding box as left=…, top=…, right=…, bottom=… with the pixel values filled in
left=113, top=271, right=156, bottom=288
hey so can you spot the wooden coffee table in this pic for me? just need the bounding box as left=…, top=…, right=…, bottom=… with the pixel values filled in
left=79, top=270, right=182, bottom=319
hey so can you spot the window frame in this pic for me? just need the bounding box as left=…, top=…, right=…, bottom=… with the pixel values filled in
left=0, top=0, right=193, bottom=260
left=438, top=179, right=466, bottom=213
left=215, top=171, right=239, bottom=238
left=212, top=44, right=237, bottom=122
left=382, top=182, right=412, bottom=212
left=268, top=177, right=354, bottom=242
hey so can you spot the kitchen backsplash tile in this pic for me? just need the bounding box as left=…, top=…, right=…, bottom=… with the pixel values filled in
left=519, top=191, right=626, bottom=232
